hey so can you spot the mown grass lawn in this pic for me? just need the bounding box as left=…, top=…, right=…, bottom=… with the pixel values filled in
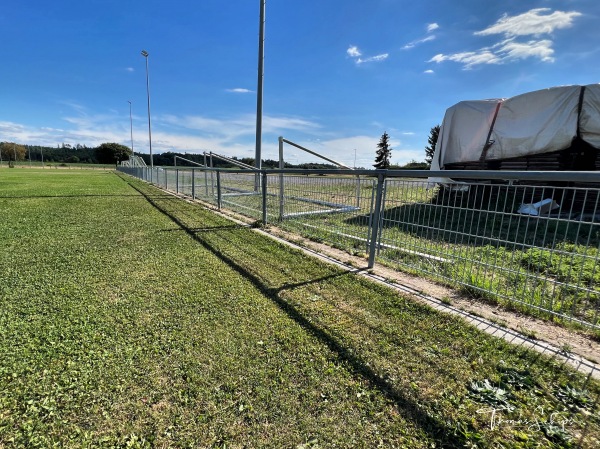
left=0, top=169, right=599, bottom=448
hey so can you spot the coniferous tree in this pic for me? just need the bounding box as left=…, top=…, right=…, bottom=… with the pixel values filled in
left=373, top=132, right=392, bottom=169
left=425, top=124, right=440, bottom=167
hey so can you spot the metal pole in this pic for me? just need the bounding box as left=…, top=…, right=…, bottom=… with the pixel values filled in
left=128, top=100, right=134, bottom=159
left=191, top=168, right=196, bottom=199
left=254, top=0, right=266, bottom=191
left=204, top=152, right=208, bottom=197
left=216, top=171, right=222, bottom=209
left=356, top=175, right=361, bottom=209
left=176, top=169, right=179, bottom=194
left=141, top=50, right=153, bottom=181
left=368, top=172, right=386, bottom=268
left=262, top=171, right=268, bottom=224
left=28, top=145, right=31, bottom=167
left=210, top=153, right=215, bottom=197
left=255, top=0, right=266, bottom=171
left=278, top=136, right=285, bottom=220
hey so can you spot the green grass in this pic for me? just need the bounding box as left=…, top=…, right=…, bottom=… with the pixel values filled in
left=241, top=176, right=600, bottom=331
left=1, top=169, right=599, bottom=447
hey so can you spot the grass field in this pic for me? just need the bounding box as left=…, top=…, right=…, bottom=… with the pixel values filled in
left=1, top=169, right=599, bottom=448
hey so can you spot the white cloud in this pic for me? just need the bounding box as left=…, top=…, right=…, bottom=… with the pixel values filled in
left=429, top=50, right=501, bottom=69
left=496, top=38, right=555, bottom=62
left=356, top=53, right=389, bottom=64
left=475, top=8, right=581, bottom=38
left=347, top=45, right=362, bottom=57
left=403, top=22, right=438, bottom=50
left=125, top=67, right=134, bottom=72
left=226, top=88, right=253, bottom=93
left=402, top=35, right=435, bottom=50
left=424, top=69, right=434, bottom=74
left=427, top=23, right=439, bottom=33
left=347, top=45, right=387, bottom=64
left=428, top=8, right=580, bottom=69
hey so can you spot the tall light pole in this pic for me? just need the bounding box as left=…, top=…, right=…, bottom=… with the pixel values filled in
left=128, top=100, right=134, bottom=162
left=255, top=0, right=266, bottom=168
left=254, top=0, right=266, bottom=190
left=141, top=50, right=153, bottom=175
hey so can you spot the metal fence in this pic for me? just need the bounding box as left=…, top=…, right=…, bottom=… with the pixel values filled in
left=119, top=166, right=600, bottom=330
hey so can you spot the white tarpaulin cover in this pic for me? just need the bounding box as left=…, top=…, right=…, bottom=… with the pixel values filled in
left=432, top=84, right=600, bottom=172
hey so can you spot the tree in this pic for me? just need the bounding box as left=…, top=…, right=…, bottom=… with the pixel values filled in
left=425, top=125, right=440, bottom=167
left=95, top=143, right=132, bottom=165
left=373, top=132, right=392, bottom=169
left=0, top=142, right=27, bottom=161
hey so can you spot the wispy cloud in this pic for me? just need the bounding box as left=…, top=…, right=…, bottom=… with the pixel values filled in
left=125, top=67, right=134, bottom=72
left=403, top=23, right=439, bottom=50
left=347, top=45, right=388, bottom=64
left=403, top=35, right=435, bottom=50
left=226, top=88, right=253, bottom=93
left=427, top=23, right=439, bottom=33
left=428, top=8, right=581, bottom=69
left=424, top=69, right=434, bottom=74
left=356, top=54, right=389, bottom=64
left=475, top=8, right=581, bottom=37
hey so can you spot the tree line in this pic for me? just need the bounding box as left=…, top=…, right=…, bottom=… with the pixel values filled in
left=2, top=127, right=441, bottom=169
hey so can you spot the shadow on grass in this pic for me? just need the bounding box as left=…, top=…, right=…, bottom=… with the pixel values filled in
left=0, top=194, right=146, bottom=199
left=126, top=179, right=475, bottom=447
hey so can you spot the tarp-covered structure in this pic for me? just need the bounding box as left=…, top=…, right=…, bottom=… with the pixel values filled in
left=430, top=84, right=600, bottom=182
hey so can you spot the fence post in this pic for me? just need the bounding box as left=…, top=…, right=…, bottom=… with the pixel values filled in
left=204, top=153, right=209, bottom=197
left=278, top=136, right=285, bottom=220
left=262, top=171, right=268, bottom=224
left=368, top=171, right=386, bottom=268
left=176, top=169, right=179, bottom=194
left=165, top=169, right=168, bottom=190
left=191, top=169, right=196, bottom=199
left=216, top=171, right=222, bottom=209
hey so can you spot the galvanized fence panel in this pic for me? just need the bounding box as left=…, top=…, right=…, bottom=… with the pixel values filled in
left=265, top=174, right=377, bottom=254
left=377, top=180, right=600, bottom=328
left=118, top=166, right=600, bottom=329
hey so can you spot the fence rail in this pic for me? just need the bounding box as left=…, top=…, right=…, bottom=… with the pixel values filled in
left=119, top=165, right=600, bottom=330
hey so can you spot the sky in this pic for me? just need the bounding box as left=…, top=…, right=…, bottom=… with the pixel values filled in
left=1, top=0, right=599, bottom=168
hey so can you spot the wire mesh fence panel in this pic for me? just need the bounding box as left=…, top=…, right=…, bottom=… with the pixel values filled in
left=219, top=172, right=263, bottom=220
left=191, top=169, right=218, bottom=206
left=269, top=175, right=376, bottom=254
left=377, top=179, right=600, bottom=328
left=177, top=169, right=193, bottom=197
left=118, top=166, right=600, bottom=329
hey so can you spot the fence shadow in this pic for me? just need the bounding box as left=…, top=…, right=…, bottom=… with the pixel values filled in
left=124, top=176, right=600, bottom=447
left=125, top=179, right=479, bottom=447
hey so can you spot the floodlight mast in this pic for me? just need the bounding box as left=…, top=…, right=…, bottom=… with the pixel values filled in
left=127, top=100, right=134, bottom=159
left=141, top=50, right=153, bottom=173
left=255, top=0, right=266, bottom=169
left=254, top=0, right=266, bottom=186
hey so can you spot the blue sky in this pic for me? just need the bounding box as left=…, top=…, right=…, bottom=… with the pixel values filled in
left=1, top=0, right=599, bottom=167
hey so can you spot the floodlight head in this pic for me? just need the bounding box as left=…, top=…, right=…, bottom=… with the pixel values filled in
left=141, top=50, right=149, bottom=57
